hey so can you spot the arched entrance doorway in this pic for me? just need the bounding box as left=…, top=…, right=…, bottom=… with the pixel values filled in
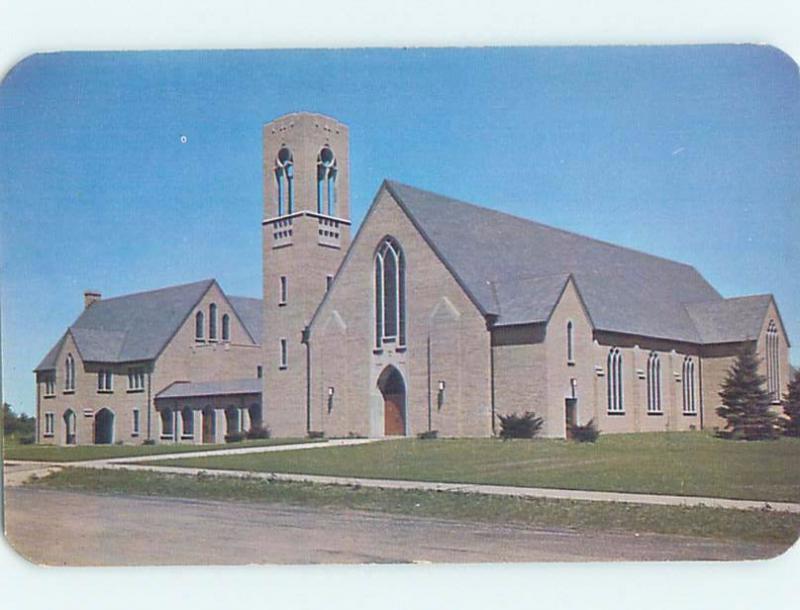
left=63, top=409, right=76, bottom=445
left=378, top=366, right=406, bottom=436
left=202, top=406, right=215, bottom=444
left=94, top=408, right=115, bottom=445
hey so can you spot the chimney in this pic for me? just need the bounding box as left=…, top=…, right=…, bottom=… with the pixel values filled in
left=84, top=290, right=101, bottom=309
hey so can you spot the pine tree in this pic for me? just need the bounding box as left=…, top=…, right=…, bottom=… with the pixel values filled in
left=781, top=368, right=800, bottom=437
left=716, top=344, right=778, bottom=440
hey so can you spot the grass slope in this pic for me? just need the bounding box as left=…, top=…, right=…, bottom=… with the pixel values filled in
left=152, top=432, right=800, bottom=502
left=28, top=467, right=800, bottom=547
left=3, top=437, right=314, bottom=462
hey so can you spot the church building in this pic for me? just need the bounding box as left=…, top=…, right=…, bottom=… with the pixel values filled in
left=35, top=112, right=792, bottom=444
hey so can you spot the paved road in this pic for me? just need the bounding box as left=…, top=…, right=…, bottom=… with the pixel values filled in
left=3, top=487, right=786, bottom=566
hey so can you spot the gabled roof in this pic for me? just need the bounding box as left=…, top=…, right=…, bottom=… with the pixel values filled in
left=155, top=378, right=261, bottom=400
left=685, top=295, right=774, bottom=345
left=384, top=181, right=727, bottom=342
left=35, top=279, right=263, bottom=371
left=228, top=296, right=262, bottom=344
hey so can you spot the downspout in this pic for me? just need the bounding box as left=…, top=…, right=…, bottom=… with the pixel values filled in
left=146, top=369, right=152, bottom=442
left=698, top=356, right=705, bottom=431
left=35, top=375, right=41, bottom=444
left=486, top=315, right=498, bottom=436
left=427, top=336, right=432, bottom=433
left=302, top=327, right=311, bottom=435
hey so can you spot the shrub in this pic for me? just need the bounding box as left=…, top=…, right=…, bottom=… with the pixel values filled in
left=246, top=425, right=271, bottom=440
left=225, top=431, right=246, bottom=443
left=570, top=418, right=600, bottom=442
left=142, top=439, right=156, bottom=446
left=307, top=430, right=325, bottom=439
left=498, top=411, right=543, bottom=440
left=417, top=430, right=438, bottom=440
left=19, top=434, right=35, bottom=445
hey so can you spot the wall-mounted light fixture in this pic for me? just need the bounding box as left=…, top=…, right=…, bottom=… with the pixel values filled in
left=327, top=386, right=335, bottom=413
left=437, top=380, right=446, bottom=410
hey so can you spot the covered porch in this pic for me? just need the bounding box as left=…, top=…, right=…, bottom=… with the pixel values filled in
left=154, top=378, right=263, bottom=444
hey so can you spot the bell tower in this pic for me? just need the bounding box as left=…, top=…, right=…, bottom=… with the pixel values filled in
left=262, top=113, right=351, bottom=436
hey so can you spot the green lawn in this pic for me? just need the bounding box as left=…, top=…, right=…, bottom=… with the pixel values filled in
left=3, top=437, right=314, bottom=462
left=28, top=467, right=800, bottom=548
left=151, top=432, right=800, bottom=503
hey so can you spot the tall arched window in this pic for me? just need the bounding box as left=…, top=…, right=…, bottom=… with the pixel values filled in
left=181, top=407, right=194, bottom=438
left=209, top=303, right=217, bottom=340
left=221, top=314, right=230, bottom=341
left=160, top=408, right=174, bottom=440
left=607, top=347, right=624, bottom=413
left=195, top=311, right=204, bottom=341
left=682, top=356, right=696, bottom=414
left=275, top=147, right=294, bottom=215
left=766, top=320, right=780, bottom=401
left=374, top=237, right=406, bottom=348
left=646, top=351, right=662, bottom=413
left=317, top=146, right=337, bottom=215
left=65, top=353, right=75, bottom=391
left=566, top=321, right=575, bottom=363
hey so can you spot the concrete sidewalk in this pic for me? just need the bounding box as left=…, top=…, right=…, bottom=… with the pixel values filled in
left=73, top=460, right=800, bottom=513
left=2, top=438, right=378, bottom=486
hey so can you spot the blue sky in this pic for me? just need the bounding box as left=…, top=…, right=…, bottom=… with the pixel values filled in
left=0, top=46, right=798, bottom=415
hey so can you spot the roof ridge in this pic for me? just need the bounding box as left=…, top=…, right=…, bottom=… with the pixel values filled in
left=385, top=179, right=705, bottom=273
left=89, top=278, right=216, bottom=304
left=489, top=271, right=573, bottom=286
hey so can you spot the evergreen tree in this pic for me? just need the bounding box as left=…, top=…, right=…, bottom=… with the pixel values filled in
left=716, top=344, right=778, bottom=440
left=781, top=368, right=800, bottom=437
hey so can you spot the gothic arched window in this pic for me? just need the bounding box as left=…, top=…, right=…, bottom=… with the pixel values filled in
left=682, top=356, right=696, bottom=414
left=195, top=311, right=204, bottom=341
left=317, top=146, right=337, bottom=216
left=65, top=353, right=75, bottom=391
left=275, top=147, right=294, bottom=215
left=221, top=314, right=230, bottom=341
left=766, top=320, right=780, bottom=401
left=374, top=237, right=406, bottom=348
left=607, top=347, right=624, bottom=413
left=209, top=303, right=217, bottom=340
left=646, top=351, right=662, bottom=414
left=566, top=321, right=574, bottom=363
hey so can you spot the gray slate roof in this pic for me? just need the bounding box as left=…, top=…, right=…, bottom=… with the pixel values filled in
left=36, top=279, right=263, bottom=371
left=685, top=295, right=773, bottom=344
left=155, top=378, right=262, bottom=400
left=228, top=296, right=263, bottom=344
left=385, top=181, right=760, bottom=343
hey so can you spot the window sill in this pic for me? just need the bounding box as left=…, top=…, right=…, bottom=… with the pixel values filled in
left=97, top=390, right=114, bottom=394
left=43, top=394, right=55, bottom=399
left=682, top=412, right=697, bottom=417
left=195, top=339, right=206, bottom=344
left=567, top=360, right=575, bottom=367
left=278, top=302, right=287, bottom=307
left=43, top=433, right=54, bottom=438
left=131, top=433, right=140, bottom=437
left=181, top=434, right=194, bottom=440
left=372, top=348, right=383, bottom=355
left=646, top=411, right=663, bottom=416
left=127, top=388, right=145, bottom=394
left=160, top=434, right=175, bottom=441
left=279, top=365, right=287, bottom=371
left=63, top=390, right=75, bottom=395
left=607, top=411, right=626, bottom=416
left=395, top=346, right=407, bottom=353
